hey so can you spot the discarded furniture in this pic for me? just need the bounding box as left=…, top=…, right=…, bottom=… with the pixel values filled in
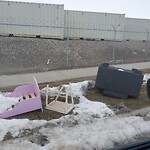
left=0, top=77, right=43, bottom=119
left=45, top=83, right=74, bottom=114
left=95, top=63, right=143, bottom=99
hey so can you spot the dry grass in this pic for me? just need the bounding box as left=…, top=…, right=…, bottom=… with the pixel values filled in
left=86, top=85, right=150, bottom=112
left=141, top=68, right=150, bottom=74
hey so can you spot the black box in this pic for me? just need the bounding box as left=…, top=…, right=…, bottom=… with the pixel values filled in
left=95, top=63, right=143, bottom=99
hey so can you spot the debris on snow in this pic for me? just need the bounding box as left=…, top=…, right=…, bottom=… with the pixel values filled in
left=29, top=133, right=49, bottom=146
left=110, top=102, right=131, bottom=113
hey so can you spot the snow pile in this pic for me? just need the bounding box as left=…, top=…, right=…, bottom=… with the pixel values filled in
left=41, top=86, right=60, bottom=97
left=143, top=73, right=150, bottom=84
left=37, top=116, right=150, bottom=150
left=63, top=80, right=95, bottom=97
left=2, top=115, right=150, bottom=150
left=74, top=96, right=114, bottom=118
left=0, top=93, right=19, bottom=113
left=0, top=119, right=47, bottom=141
left=41, top=80, right=95, bottom=97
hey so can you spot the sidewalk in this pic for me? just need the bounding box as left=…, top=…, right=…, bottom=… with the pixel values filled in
left=0, top=62, right=150, bottom=88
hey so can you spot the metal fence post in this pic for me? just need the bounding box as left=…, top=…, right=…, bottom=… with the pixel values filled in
left=65, top=26, right=69, bottom=68
left=112, top=25, right=117, bottom=64
left=146, top=29, right=150, bottom=42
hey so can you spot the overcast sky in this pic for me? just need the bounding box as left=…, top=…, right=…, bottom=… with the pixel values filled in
left=5, top=0, right=150, bottom=19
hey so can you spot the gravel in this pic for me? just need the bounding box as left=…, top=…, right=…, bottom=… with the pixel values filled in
left=0, top=36, right=150, bottom=75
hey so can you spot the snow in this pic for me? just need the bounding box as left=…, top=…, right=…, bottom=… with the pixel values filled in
left=0, top=93, right=19, bottom=113
left=1, top=115, right=150, bottom=150
left=0, top=119, right=46, bottom=141
left=143, top=73, right=150, bottom=84
left=64, top=80, right=95, bottom=97
left=0, top=80, right=150, bottom=149
left=118, top=68, right=124, bottom=71
left=41, top=86, right=60, bottom=97
left=41, top=80, right=95, bottom=97
left=74, top=96, right=114, bottom=118
left=38, top=116, right=150, bottom=150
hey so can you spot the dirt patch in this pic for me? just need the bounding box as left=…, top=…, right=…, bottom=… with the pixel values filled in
left=86, top=85, right=150, bottom=114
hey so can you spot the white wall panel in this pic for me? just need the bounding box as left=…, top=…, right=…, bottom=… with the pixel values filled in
left=64, top=10, right=125, bottom=41
left=123, top=18, right=150, bottom=41
left=0, top=1, right=64, bottom=38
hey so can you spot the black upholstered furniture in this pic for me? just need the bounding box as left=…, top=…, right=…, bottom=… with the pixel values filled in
left=95, top=63, right=143, bottom=99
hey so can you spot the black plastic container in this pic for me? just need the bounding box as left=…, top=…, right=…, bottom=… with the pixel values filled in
left=146, top=78, right=150, bottom=99
left=95, top=63, right=143, bottom=99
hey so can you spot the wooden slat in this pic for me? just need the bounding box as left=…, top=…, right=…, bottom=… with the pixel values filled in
left=24, top=94, right=30, bottom=99
left=19, top=96, right=23, bottom=101
left=59, top=95, right=66, bottom=98
left=30, top=93, right=36, bottom=98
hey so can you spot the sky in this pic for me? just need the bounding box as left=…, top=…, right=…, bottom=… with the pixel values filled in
left=4, top=0, right=150, bottom=19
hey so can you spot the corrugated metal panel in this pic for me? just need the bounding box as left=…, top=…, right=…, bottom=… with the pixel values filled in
left=64, top=10, right=125, bottom=41
left=0, top=1, right=64, bottom=38
left=123, top=18, right=149, bottom=41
